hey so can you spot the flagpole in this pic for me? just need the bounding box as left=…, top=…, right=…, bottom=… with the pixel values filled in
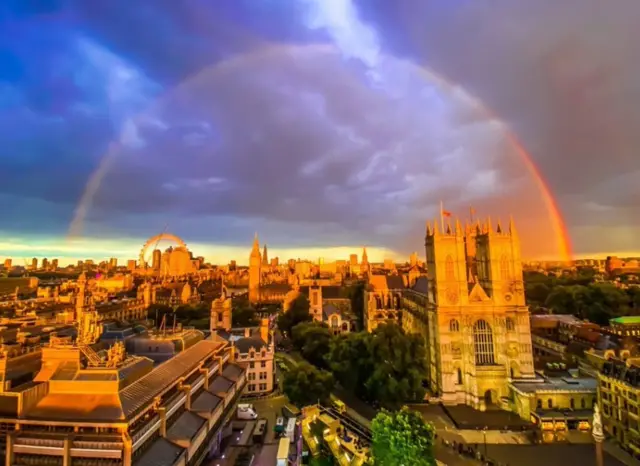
left=470, top=206, right=474, bottom=223
left=440, top=200, right=445, bottom=232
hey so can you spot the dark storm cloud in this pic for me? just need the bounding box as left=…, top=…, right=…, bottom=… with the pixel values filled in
left=1, top=0, right=638, bottom=257
left=359, top=0, right=640, bottom=252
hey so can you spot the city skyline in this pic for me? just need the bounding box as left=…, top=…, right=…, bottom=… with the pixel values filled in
left=2, top=1, right=639, bottom=262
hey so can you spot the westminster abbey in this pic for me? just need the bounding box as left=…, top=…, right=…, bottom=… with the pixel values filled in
left=365, top=217, right=535, bottom=410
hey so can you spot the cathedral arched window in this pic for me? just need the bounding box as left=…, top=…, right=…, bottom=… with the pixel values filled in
left=500, top=255, right=510, bottom=281
left=449, top=319, right=460, bottom=332
left=445, top=255, right=455, bottom=281
left=505, top=317, right=515, bottom=332
left=473, top=319, right=495, bottom=365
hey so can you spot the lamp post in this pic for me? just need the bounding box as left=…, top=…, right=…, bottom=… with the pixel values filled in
left=592, top=404, right=604, bottom=466
left=483, top=426, right=488, bottom=457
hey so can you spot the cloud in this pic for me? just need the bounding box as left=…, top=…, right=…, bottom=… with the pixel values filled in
left=75, top=43, right=554, bottom=257
left=1, top=0, right=638, bottom=261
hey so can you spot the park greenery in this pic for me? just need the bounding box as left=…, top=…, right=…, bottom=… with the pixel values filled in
left=277, top=294, right=313, bottom=336
left=525, top=269, right=640, bottom=325
left=371, top=407, right=436, bottom=466
left=282, top=361, right=334, bottom=407
left=285, top=294, right=428, bottom=405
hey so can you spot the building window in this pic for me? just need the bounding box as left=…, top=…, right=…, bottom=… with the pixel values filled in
left=570, top=398, right=575, bottom=409
left=537, top=399, right=542, bottom=410
left=449, top=319, right=460, bottom=332
left=506, top=318, right=515, bottom=332
left=312, top=292, right=318, bottom=306
left=473, top=319, right=495, bottom=365
left=547, top=399, right=552, bottom=409
left=581, top=398, right=586, bottom=409
left=249, top=362, right=255, bottom=369
left=248, top=384, right=256, bottom=392
left=259, top=383, right=267, bottom=391
left=445, top=255, right=455, bottom=281
left=457, top=368, right=462, bottom=385
left=261, top=361, right=266, bottom=368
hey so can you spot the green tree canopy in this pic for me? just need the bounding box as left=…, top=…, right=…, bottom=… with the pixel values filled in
left=283, top=362, right=334, bottom=407
left=328, top=331, right=373, bottom=397
left=543, top=282, right=633, bottom=325
left=365, top=324, right=427, bottom=403
left=371, top=407, right=435, bottom=466
left=326, top=324, right=427, bottom=404
left=291, top=322, right=333, bottom=369
left=233, top=306, right=259, bottom=327
left=277, top=294, right=312, bottom=336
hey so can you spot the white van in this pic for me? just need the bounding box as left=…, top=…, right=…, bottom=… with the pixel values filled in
left=237, top=404, right=258, bottom=420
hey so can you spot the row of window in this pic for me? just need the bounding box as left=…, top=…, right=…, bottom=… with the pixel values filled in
left=248, top=361, right=268, bottom=369
left=449, top=318, right=516, bottom=332
left=536, top=397, right=593, bottom=410
left=247, top=372, right=269, bottom=381
left=247, top=383, right=269, bottom=392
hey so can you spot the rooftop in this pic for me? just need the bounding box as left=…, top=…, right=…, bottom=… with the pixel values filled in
left=610, top=316, right=640, bottom=325
left=511, top=377, right=597, bottom=394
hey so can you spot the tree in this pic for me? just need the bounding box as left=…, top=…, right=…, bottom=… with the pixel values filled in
left=328, top=332, right=373, bottom=396
left=233, top=306, right=259, bottom=327
left=364, top=324, right=427, bottom=403
left=277, top=294, right=312, bottom=336
left=283, top=362, right=333, bottom=407
left=371, top=407, right=435, bottom=466
left=291, top=322, right=333, bottom=369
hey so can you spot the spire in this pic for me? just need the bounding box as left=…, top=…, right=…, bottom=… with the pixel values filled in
left=433, top=219, right=440, bottom=237
left=509, top=215, right=518, bottom=237
left=362, top=247, right=369, bottom=264
left=262, top=244, right=268, bottom=265
left=425, top=220, right=432, bottom=237
left=486, top=216, right=493, bottom=234
left=455, top=218, right=463, bottom=237
left=496, top=218, right=503, bottom=234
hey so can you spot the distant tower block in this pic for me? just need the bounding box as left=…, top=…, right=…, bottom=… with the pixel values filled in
left=249, top=233, right=262, bottom=303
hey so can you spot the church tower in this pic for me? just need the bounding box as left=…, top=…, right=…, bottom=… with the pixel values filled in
left=262, top=244, right=269, bottom=266
left=475, top=217, right=525, bottom=306
left=361, top=247, right=369, bottom=274
left=249, top=233, right=262, bottom=303
left=425, top=219, right=469, bottom=307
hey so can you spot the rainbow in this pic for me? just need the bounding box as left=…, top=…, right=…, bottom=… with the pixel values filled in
left=68, top=43, right=572, bottom=261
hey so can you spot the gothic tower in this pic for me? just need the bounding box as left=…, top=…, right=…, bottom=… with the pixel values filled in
left=262, top=244, right=269, bottom=266
left=425, top=219, right=469, bottom=307
left=249, top=233, right=262, bottom=303
left=361, top=247, right=369, bottom=274
left=475, top=217, right=525, bottom=306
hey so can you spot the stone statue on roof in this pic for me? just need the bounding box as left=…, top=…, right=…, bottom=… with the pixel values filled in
left=592, top=403, right=604, bottom=442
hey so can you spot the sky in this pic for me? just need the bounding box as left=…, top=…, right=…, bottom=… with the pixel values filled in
left=1, top=0, right=639, bottom=265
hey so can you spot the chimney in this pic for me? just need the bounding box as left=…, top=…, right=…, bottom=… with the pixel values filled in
left=260, top=318, right=269, bottom=343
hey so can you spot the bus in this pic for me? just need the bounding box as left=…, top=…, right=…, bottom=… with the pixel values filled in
left=253, top=418, right=268, bottom=444
left=285, top=417, right=297, bottom=443
left=333, top=399, right=346, bottom=414
left=276, top=437, right=289, bottom=466
left=238, top=420, right=256, bottom=446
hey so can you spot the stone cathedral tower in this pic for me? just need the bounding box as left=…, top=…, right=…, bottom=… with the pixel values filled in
left=249, top=233, right=262, bottom=303
left=424, top=217, right=534, bottom=410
